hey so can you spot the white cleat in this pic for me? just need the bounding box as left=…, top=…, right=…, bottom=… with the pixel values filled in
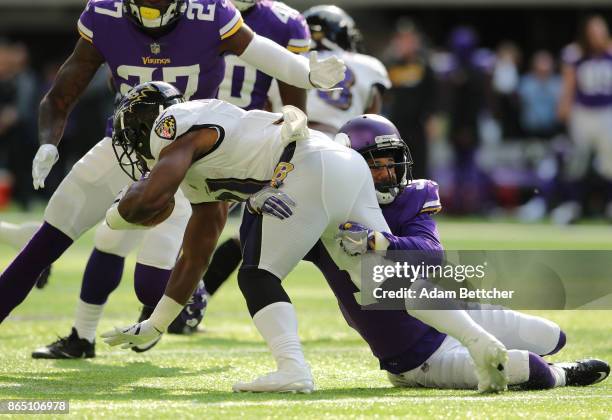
left=233, top=366, right=314, bottom=393
left=465, top=334, right=509, bottom=393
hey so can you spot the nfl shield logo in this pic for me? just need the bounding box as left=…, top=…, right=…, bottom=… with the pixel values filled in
left=150, top=43, right=161, bottom=55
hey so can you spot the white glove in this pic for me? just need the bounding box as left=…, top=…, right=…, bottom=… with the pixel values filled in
left=32, top=144, right=59, bottom=190
left=101, top=319, right=163, bottom=349
left=308, top=51, right=346, bottom=90
left=280, top=105, right=309, bottom=145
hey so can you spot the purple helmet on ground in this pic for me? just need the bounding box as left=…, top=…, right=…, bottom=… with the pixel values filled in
left=337, top=114, right=413, bottom=204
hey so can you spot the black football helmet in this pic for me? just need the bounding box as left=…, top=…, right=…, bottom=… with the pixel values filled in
left=303, top=5, right=362, bottom=52
left=112, top=81, right=184, bottom=181
left=123, top=0, right=186, bottom=33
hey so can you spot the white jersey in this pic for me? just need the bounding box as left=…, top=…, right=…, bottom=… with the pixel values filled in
left=149, top=99, right=286, bottom=204
left=269, top=50, right=390, bottom=132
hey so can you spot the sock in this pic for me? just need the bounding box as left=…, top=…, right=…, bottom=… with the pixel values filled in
left=0, top=221, right=41, bottom=250
left=80, top=248, right=125, bottom=305
left=549, top=364, right=567, bottom=387
left=522, top=353, right=558, bottom=389
left=73, top=300, right=104, bottom=343
left=0, top=222, right=73, bottom=322
left=252, top=301, right=307, bottom=371
left=134, top=263, right=171, bottom=307
left=202, top=237, right=242, bottom=296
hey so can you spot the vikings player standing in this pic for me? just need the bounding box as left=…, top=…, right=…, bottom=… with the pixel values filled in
left=202, top=5, right=391, bottom=301
left=328, top=114, right=610, bottom=390
left=0, top=0, right=345, bottom=351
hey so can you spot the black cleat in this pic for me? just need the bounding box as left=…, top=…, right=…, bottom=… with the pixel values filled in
left=556, top=359, right=610, bottom=386
left=35, top=265, right=52, bottom=289
left=130, top=305, right=161, bottom=353
left=31, top=328, right=95, bottom=359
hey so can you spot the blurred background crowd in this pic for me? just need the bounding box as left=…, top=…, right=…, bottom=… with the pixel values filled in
left=0, top=0, right=611, bottom=224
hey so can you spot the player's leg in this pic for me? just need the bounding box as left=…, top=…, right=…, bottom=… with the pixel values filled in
left=0, top=138, right=128, bottom=324
left=0, top=221, right=41, bottom=250
left=234, top=145, right=334, bottom=393
left=202, top=237, right=241, bottom=296
left=465, top=306, right=566, bottom=356
left=0, top=221, right=52, bottom=289
left=388, top=336, right=609, bottom=389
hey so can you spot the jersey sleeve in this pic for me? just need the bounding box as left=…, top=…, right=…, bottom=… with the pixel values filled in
left=149, top=106, right=194, bottom=160
left=286, top=14, right=311, bottom=53
left=217, top=0, right=244, bottom=40
left=77, top=1, right=95, bottom=44
left=381, top=214, right=442, bottom=251
left=357, top=54, right=391, bottom=91
left=419, top=180, right=442, bottom=215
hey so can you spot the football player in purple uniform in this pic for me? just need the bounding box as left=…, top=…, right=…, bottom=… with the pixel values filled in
left=326, top=114, right=609, bottom=390
left=185, top=106, right=609, bottom=390
left=0, top=0, right=345, bottom=357
left=26, top=0, right=313, bottom=358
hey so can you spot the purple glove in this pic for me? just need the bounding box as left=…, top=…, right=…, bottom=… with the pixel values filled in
left=247, top=185, right=296, bottom=220
left=335, top=222, right=375, bottom=256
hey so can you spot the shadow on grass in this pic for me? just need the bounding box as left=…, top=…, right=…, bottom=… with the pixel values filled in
left=0, top=360, right=512, bottom=404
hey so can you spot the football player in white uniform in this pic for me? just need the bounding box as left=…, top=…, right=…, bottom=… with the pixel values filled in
left=202, top=5, right=392, bottom=303
left=99, top=82, right=510, bottom=393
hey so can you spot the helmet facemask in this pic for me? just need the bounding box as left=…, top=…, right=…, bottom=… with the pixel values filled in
left=123, top=0, right=186, bottom=33
left=112, top=110, right=154, bottom=182
left=360, top=139, right=413, bottom=204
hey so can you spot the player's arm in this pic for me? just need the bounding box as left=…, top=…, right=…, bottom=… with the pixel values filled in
left=558, top=63, right=576, bottom=123
left=106, top=128, right=220, bottom=227
left=33, top=38, right=104, bottom=189
left=277, top=81, right=307, bottom=112
left=164, top=201, right=228, bottom=304
left=220, top=25, right=345, bottom=90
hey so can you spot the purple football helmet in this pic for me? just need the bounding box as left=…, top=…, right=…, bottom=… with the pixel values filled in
left=338, top=114, right=413, bottom=204
left=167, top=280, right=208, bottom=335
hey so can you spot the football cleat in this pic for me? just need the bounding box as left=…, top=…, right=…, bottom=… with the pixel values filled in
left=31, top=328, right=95, bottom=359
left=232, top=366, right=314, bottom=393
left=464, top=333, right=509, bottom=393
left=556, top=359, right=610, bottom=386
left=35, top=265, right=52, bottom=289
left=130, top=305, right=162, bottom=353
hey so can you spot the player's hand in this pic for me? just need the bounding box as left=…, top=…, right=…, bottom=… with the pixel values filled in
left=308, top=51, right=346, bottom=90
left=336, top=222, right=374, bottom=256
left=32, top=144, right=59, bottom=189
left=280, top=105, right=309, bottom=144
left=246, top=185, right=296, bottom=220
left=101, top=320, right=163, bottom=349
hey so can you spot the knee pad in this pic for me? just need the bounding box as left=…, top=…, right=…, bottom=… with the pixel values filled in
left=237, top=267, right=290, bottom=316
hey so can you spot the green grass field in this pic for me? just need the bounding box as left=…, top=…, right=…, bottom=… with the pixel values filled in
left=0, top=211, right=611, bottom=419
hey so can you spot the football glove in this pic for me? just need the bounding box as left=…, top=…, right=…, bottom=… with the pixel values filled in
left=32, top=144, right=59, bottom=190
left=280, top=105, right=309, bottom=145
left=247, top=185, right=296, bottom=220
left=101, top=319, right=163, bottom=349
left=336, top=222, right=390, bottom=256
left=308, top=51, right=346, bottom=90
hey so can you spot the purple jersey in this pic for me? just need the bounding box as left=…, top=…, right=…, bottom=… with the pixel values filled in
left=562, top=43, right=612, bottom=107
left=217, top=0, right=310, bottom=110
left=304, top=179, right=446, bottom=373
left=78, top=0, right=243, bottom=135
left=381, top=179, right=442, bottom=251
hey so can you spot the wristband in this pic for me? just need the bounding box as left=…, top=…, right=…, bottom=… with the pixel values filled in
left=149, top=295, right=184, bottom=331
left=373, top=231, right=390, bottom=251
left=105, top=203, right=147, bottom=230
